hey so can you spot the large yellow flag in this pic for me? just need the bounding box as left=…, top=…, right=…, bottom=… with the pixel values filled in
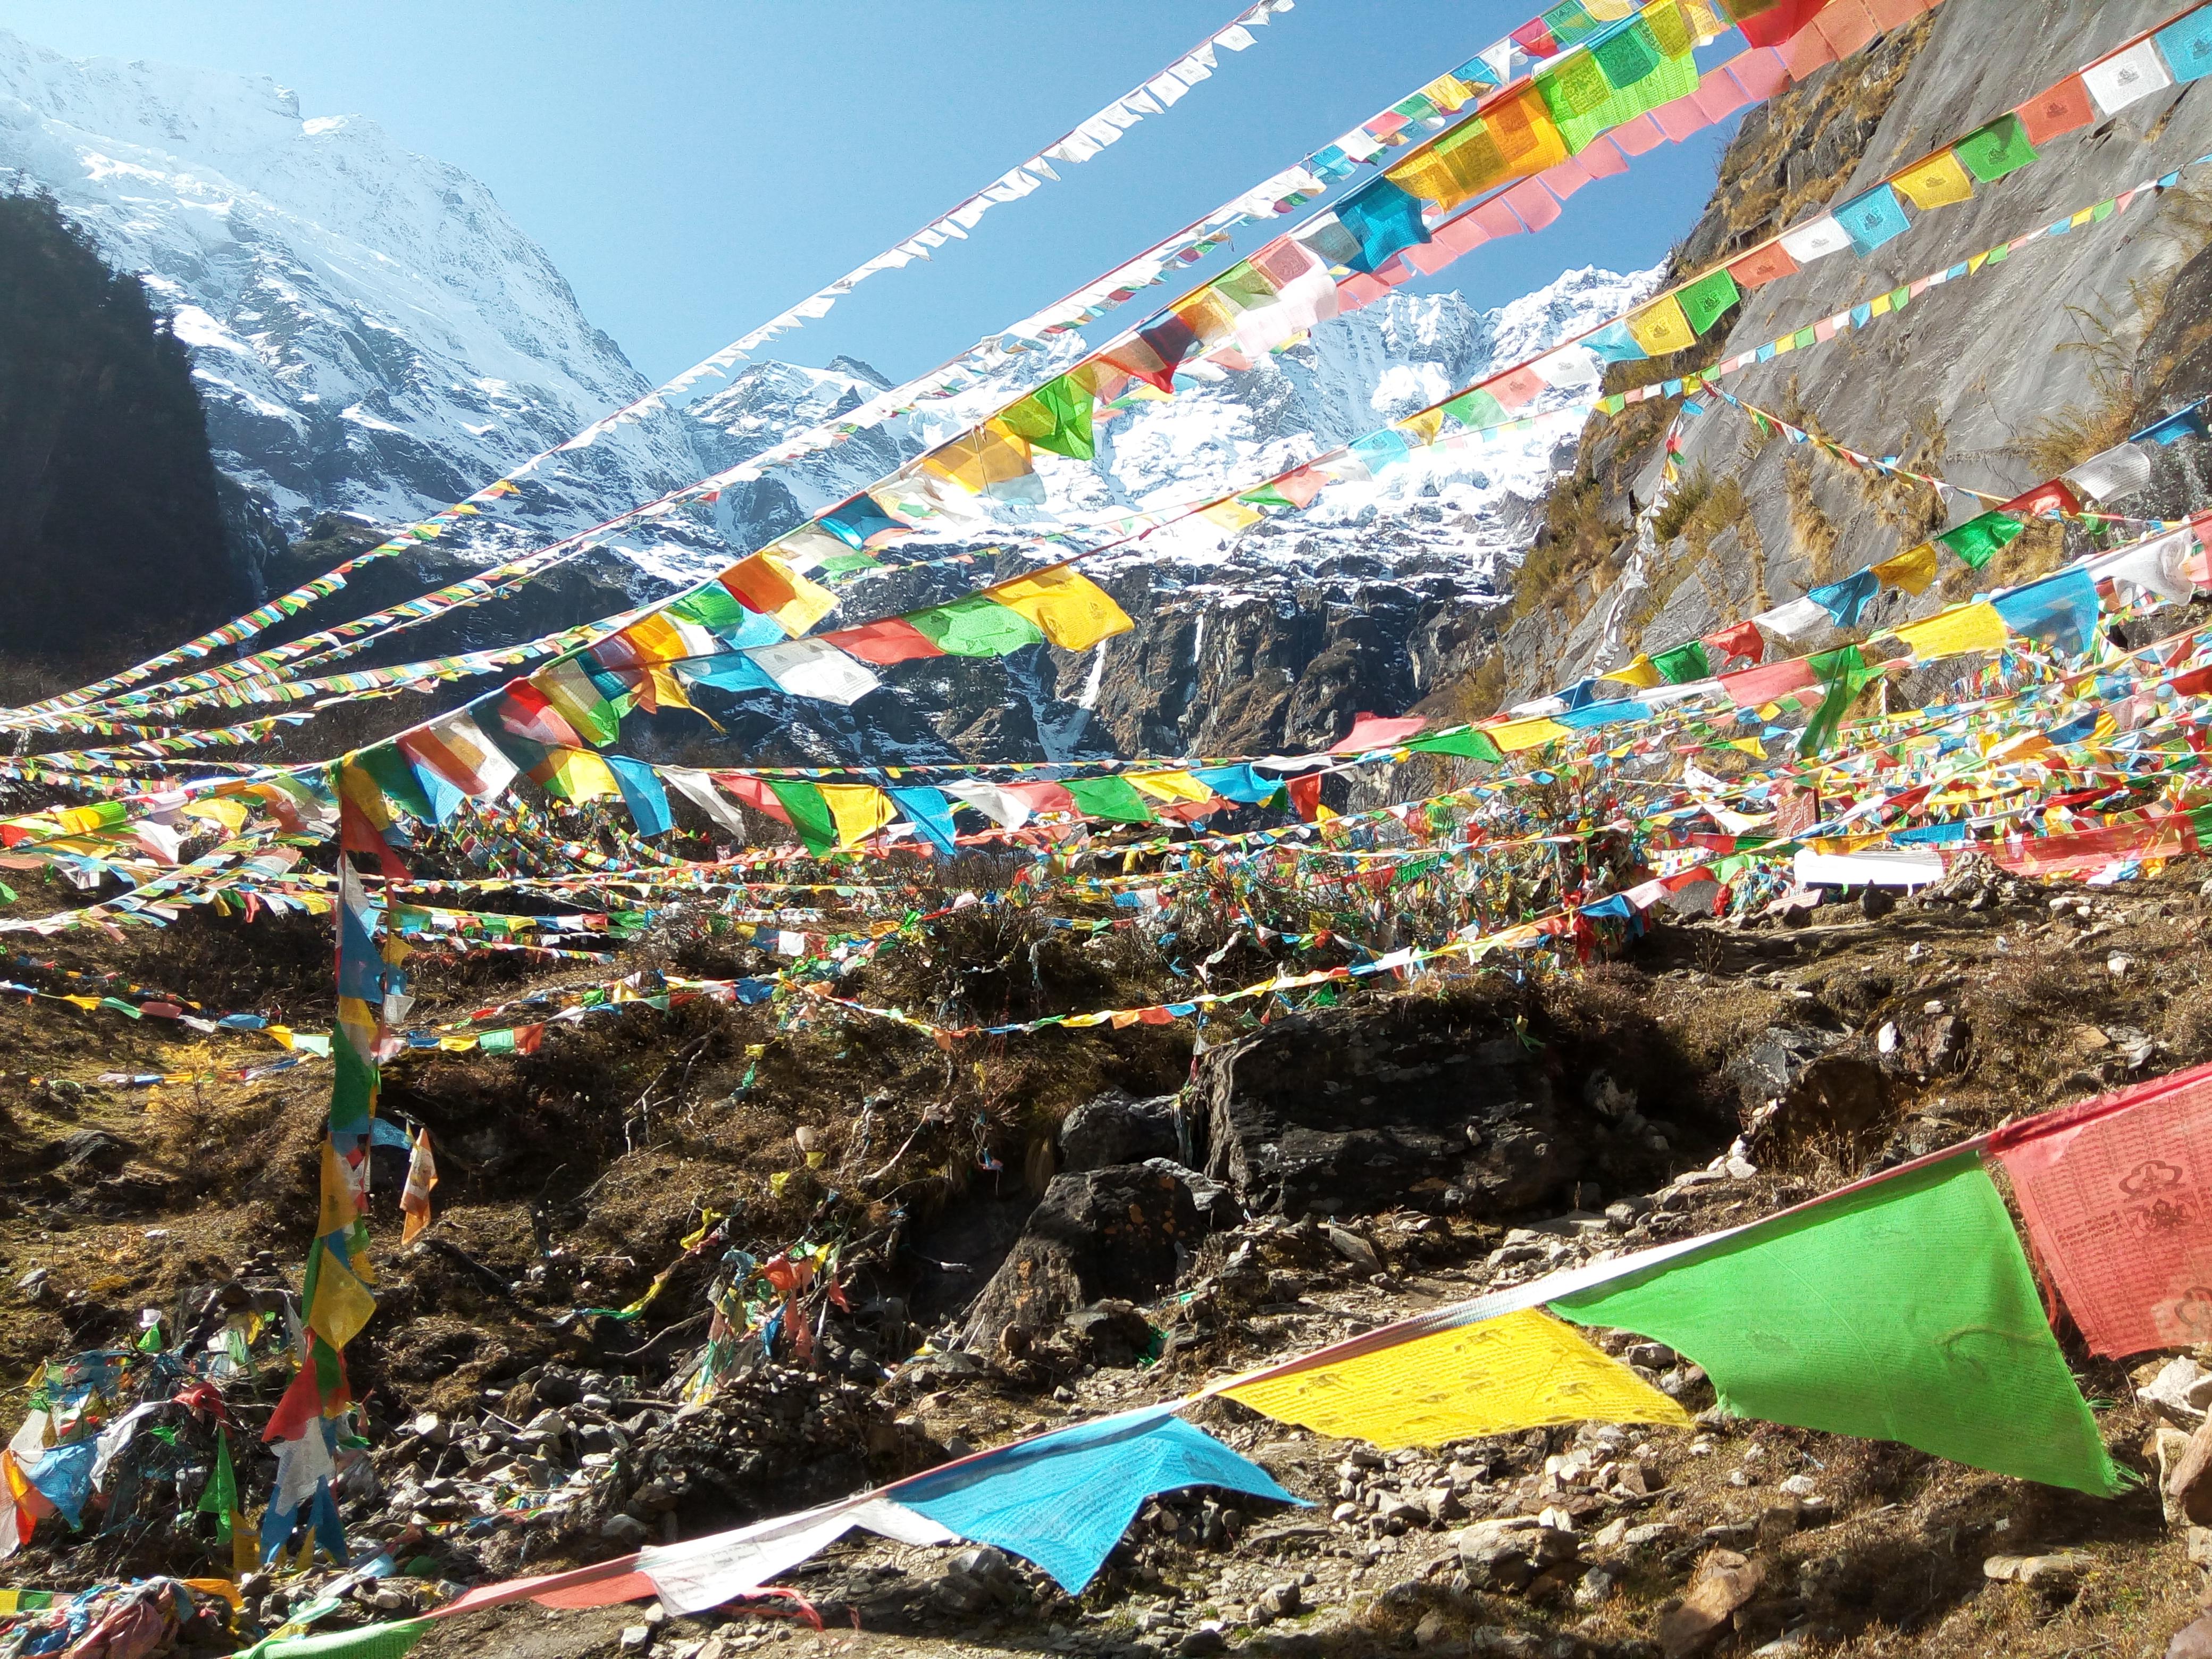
left=1221, top=1308, right=1691, bottom=1447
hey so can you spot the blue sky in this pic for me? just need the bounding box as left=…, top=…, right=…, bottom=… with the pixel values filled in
left=4, top=1, right=1736, bottom=386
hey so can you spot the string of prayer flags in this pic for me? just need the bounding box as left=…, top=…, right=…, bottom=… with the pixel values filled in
left=1552, top=1154, right=2125, bottom=1495
left=1990, top=1059, right=2212, bottom=1357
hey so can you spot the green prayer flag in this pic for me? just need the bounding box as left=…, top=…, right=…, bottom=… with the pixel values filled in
left=1443, top=388, right=1508, bottom=430
left=1553, top=1155, right=2122, bottom=1496
left=1547, top=13, right=1698, bottom=151
left=233, top=1619, right=433, bottom=1659
left=667, top=585, right=751, bottom=634
left=1409, top=729, right=1504, bottom=764
left=766, top=779, right=837, bottom=856
left=1650, top=641, right=1711, bottom=684
left=1797, top=646, right=1875, bottom=757
left=351, top=743, right=434, bottom=823
left=199, top=1428, right=238, bottom=1519
left=1936, top=510, right=2024, bottom=569
left=817, top=551, right=881, bottom=577
left=1240, top=482, right=1297, bottom=508
left=1001, top=375, right=1096, bottom=462
left=909, top=594, right=1048, bottom=657
left=1063, top=776, right=1158, bottom=825
left=1677, top=267, right=1740, bottom=337
left=1956, top=113, right=2037, bottom=183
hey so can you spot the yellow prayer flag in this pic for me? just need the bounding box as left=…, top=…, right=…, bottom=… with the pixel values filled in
left=1603, top=655, right=1663, bottom=689
left=180, top=797, right=249, bottom=832
left=614, top=613, right=688, bottom=666
left=1487, top=716, right=1572, bottom=752
left=1126, top=769, right=1213, bottom=804
left=1221, top=1308, right=1692, bottom=1447
left=1627, top=294, right=1697, bottom=357
left=985, top=565, right=1134, bottom=651
left=1871, top=542, right=1939, bottom=595
left=1887, top=601, right=2009, bottom=660
left=818, top=783, right=895, bottom=849
left=317, top=1141, right=359, bottom=1238
left=920, top=421, right=1036, bottom=495
left=306, top=1242, right=376, bottom=1352
left=1397, top=408, right=1447, bottom=447
left=1893, top=149, right=1975, bottom=211
left=1199, top=500, right=1263, bottom=532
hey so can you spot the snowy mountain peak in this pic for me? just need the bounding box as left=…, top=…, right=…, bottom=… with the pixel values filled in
left=0, top=27, right=704, bottom=543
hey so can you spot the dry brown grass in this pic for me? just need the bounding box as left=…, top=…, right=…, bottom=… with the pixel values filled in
left=1783, top=453, right=1842, bottom=583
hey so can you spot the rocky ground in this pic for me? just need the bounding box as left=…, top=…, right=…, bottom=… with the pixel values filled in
left=4, top=855, right=2212, bottom=1658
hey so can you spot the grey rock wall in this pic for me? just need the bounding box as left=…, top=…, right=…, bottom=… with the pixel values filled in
left=1495, top=0, right=2212, bottom=703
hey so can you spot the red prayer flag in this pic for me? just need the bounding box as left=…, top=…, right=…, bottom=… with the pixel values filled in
left=1720, top=655, right=1818, bottom=708
left=822, top=617, right=943, bottom=666
left=2017, top=75, right=2095, bottom=145
left=1702, top=620, right=1767, bottom=667
left=1734, top=0, right=1832, bottom=49
left=1287, top=773, right=1324, bottom=823
left=2001, top=480, right=2082, bottom=518
left=1990, top=1061, right=2212, bottom=1356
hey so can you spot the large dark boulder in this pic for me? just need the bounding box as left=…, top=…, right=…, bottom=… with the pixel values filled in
left=959, top=1165, right=1199, bottom=1348
left=1195, top=1001, right=1587, bottom=1219
left=1058, top=1090, right=1183, bottom=1170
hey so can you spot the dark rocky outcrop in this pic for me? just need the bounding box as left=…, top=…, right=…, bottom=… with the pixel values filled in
left=1195, top=1000, right=1588, bottom=1220
left=1057, top=1091, right=1184, bottom=1172
left=958, top=1164, right=1199, bottom=1348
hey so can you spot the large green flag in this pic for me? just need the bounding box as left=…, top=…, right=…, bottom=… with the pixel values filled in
left=765, top=779, right=837, bottom=857
left=1063, top=775, right=1157, bottom=825
left=1002, top=375, right=1096, bottom=462
left=1552, top=1155, right=2122, bottom=1495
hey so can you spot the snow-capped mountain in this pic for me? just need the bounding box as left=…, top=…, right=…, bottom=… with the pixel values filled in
left=0, top=23, right=1654, bottom=760
left=0, top=28, right=706, bottom=549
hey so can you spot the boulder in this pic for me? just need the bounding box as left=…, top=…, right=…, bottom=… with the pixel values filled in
left=1658, top=1549, right=1763, bottom=1656
left=1059, top=1091, right=1183, bottom=1170
left=1194, top=1001, right=1586, bottom=1218
left=960, top=1165, right=1198, bottom=1346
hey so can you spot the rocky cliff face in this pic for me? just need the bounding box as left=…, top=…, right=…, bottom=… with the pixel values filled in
left=1470, top=0, right=2212, bottom=710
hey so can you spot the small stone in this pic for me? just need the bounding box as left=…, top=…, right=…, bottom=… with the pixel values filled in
left=1176, top=1630, right=1227, bottom=1657
left=1331, top=1502, right=1359, bottom=1523
left=600, top=1514, right=651, bottom=1547
left=1574, top=1565, right=1619, bottom=1608
left=2141, top=1358, right=2210, bottom=1428
left=619, top=1628, right=650, bottom=1653
left=2109, top=952, right=2135, bottom=978
left=1261, top=1582, right=1302, bottom=1618
left=1982, top=1551, right=2093, bottom=1587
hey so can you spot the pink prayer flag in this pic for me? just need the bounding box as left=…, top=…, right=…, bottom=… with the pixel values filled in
left=1991, top=1061, right=2212, bottom=1356
left=1539, top=155, right=1596, bottom=201
left=1654, top=91, right=1716, bottom=144
left=1726, top=48, right=1791, bottom=103
left=1578, top=136, right=1631, bottom=178
left=1691, top=66, right=1752, bottom=125
left=1781, top=22, right=1840, bottom=80
left=1813, top=0, right=1882, bottom=57
left=1333, top=713, right=1427, bottom=752
left=1502, top=178, right=1562, bottom=233
left=1468, top=196, right=1526, bottom=240
left=1610, top=115, right=1665, bottom=157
